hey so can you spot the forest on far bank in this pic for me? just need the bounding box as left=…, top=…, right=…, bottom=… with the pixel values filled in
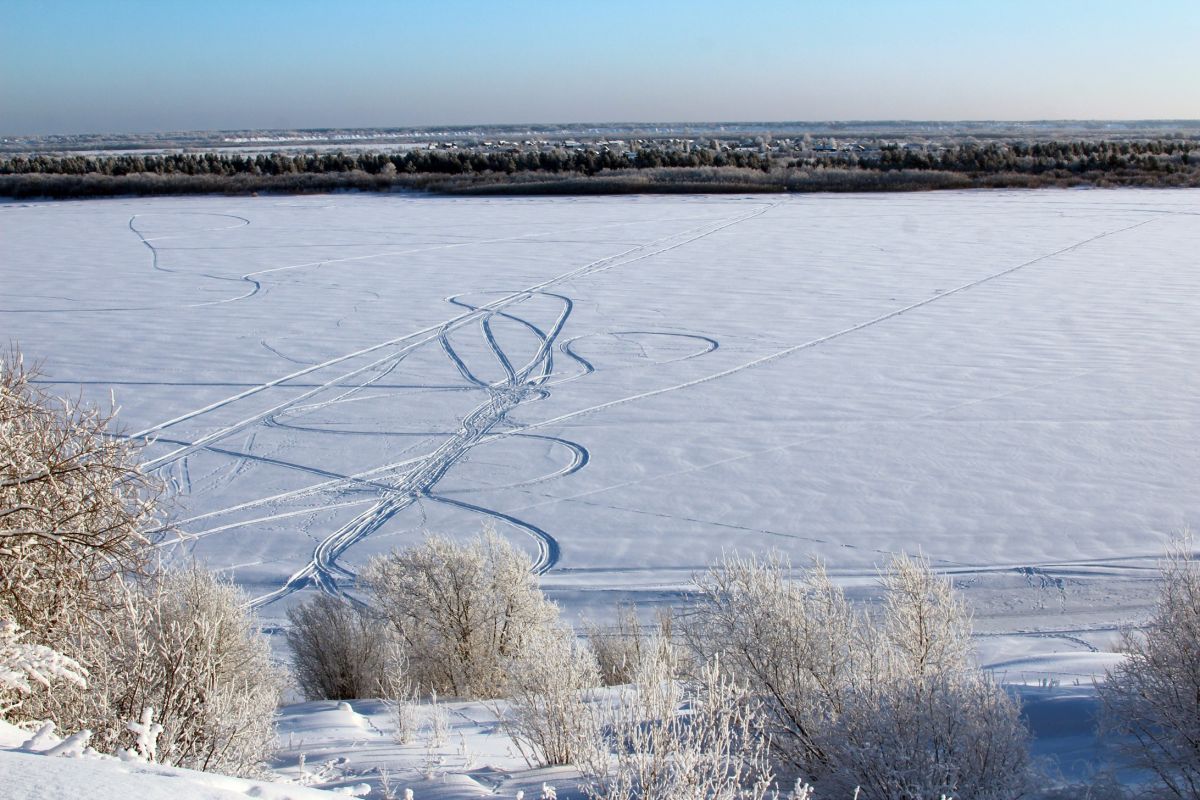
left=3, top=138, right=1198, bottom=198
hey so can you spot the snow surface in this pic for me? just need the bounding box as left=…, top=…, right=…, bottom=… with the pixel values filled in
left=0, top=680, right=1139, bottom=799
left=0, top=718, right=351, bottom=800
left=2, top=188, right=1198, bottom=694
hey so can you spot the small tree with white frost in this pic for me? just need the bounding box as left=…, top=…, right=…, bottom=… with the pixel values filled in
left=361, top=528, right=559, bottom=699
left=500, top=621, right=601, bottom=766
left=683, top=553, right=859, bottom=778
left=1100, top=541, right=1200, bottom=799
left=45, top=568, right=282, bottom=776
left=1, top=348, right=160, bottom=645
left=576, top=639, right=775, bottom=800
left=685, top=552, right=1030, bottom=800
left=828, top=555, right=1029, bottom=800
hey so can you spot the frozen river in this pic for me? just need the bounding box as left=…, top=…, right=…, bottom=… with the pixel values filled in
left=3, top=189, right=1197, bottom=671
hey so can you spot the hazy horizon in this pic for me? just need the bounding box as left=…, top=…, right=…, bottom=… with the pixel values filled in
left=10, top=117, right=1200, bottom=140
left=4, top=0, right=1199, bottom=137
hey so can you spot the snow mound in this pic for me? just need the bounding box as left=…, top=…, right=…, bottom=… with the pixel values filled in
left=0, top=719, right=346, bottom=800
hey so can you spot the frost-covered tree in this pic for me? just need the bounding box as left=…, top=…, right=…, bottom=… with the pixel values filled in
left=500, top=621, right=601, bottom=766
left=576, top=640, right=774, bottom=800
left=285, top=593, right=403, bottom=700
left=0, top=348, right=159, bottom=642
left=42, top=568, right=281, bottom=776
left=685, top=552, right=1030, bottom=800
left=1100, top=542, right=1200, bottom=798
left=361, top=529, right=559, bottom=699
left=1, top=350, right=278, bottom=776
left=0, top=618, right=87, bottom=717
left=828, top=555, right=1030, bottom=800
left=683, top=553, right=859, bottom=777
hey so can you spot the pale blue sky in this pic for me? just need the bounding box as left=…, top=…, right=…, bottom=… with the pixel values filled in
left=3, top=0, right=1198, bottom=135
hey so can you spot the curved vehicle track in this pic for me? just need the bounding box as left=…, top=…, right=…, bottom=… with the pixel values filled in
left=140, top=203, right=775, bottom=607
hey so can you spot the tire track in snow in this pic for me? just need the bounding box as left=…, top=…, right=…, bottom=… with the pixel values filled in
left=247, top=287, right=583, bottom=605
left=493, top=216, right=1159, bottom=437
left=134, top=202, right=773, bottom=605
left=245, top=243, right=750, bottom=606
left=248, top=380, right=546, bottom=606
left=134, top=199, right=776, bottom=450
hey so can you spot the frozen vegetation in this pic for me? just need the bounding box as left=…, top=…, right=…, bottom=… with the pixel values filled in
left=2, top=188, right=1200, bottom=797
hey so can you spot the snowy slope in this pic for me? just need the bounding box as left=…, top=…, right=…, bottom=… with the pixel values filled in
left=0, top=674, right=1142, bottom=800
left=0, top=719, right=350, bottom=800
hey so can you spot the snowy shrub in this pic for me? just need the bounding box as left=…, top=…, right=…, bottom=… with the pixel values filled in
left=683, top=553, right=860, bottom=778
left=1099, top=541, right=1200, bottom=799
left=424, top=689, right=449, bottom=748
left=576, top=640, right=775, bottom=800
left=830, top=555, right=1029, bottom=800
left=361, top=528, right=559, bottom=699
left=388, top=681, right=421, bottom=744
left=500, top=621, right=601, bottom=766
left=0, top=348, right=159, bottom=644
left=588, top=603, right=674, bottom=687
left=285, top=592, right=403, bottom=700
left=685, top=552, right=1030, bottom=800
left=1, top=351, right=276, bottom=776
left=0, top=618, right=87, bottom=717
left=41, top=568, right=282, bottom=776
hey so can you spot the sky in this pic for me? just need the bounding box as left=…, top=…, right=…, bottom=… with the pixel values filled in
left=3, top=0, right=1198, bottom=136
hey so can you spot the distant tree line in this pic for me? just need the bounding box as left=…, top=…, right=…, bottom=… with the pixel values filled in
left=821, top=139, right=1197, bottom=175
left=0, top=146, right=772, bottom=179
left=1, top=138, right=1196, bottom=198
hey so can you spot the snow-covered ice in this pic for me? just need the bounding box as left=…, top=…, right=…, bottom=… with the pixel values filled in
left=2, top=189, right=1198, bottom=668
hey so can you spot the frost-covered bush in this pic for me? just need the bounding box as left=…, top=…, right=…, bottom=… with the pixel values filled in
left=576, top=640, right=775, bottom=800
left=285, top=593, right=402, bottom=700
left=685, top=552, right=1030, bottom=800
left=387, top=681, right=421, bottom=744
left=829, top=556, right=1029, bottom=800
left=0, top=348, right=159, bottom=644
left=1, top=350, right=278, bottom=776
left=501, top=622, right=601, bottom=766
left=0, top=618, right=87, bottom=717
left=588, top=603, right=674, bottom=687
left=42, top=568, right=281, bottom=776
left=1100, top=542, right=1200, bottom=799
left=361, top=529, right=559, bottom=699
left=684, top=553, right=858, bottom=777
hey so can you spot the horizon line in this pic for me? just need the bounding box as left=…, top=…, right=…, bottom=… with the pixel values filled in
left=8, top=118, right=1200, bottom=140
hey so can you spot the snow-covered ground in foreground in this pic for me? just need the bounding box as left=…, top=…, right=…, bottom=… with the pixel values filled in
left=266, top=671, right=1142, bottom=798
left=2, top=674, right=1134, bottom=800
left=0, top=718, right=347, bottom=800
left=2, top=189, right=1198, bottom=792
left=0, top=675, right=1136, bottom=799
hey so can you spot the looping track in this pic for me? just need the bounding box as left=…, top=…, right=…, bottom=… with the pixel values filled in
left=138, top=203, right=774, bottom=608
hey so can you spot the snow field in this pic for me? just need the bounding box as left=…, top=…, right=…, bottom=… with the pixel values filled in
left=2, top=189, right=1198, bottom=667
